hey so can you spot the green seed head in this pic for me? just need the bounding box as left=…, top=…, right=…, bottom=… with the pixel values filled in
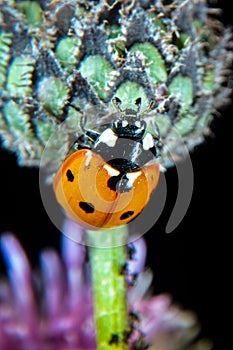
left=0, top=0, right=232, bottom=178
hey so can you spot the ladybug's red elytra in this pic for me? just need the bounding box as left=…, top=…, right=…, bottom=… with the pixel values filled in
left=53, top=97, right=160, bottom=229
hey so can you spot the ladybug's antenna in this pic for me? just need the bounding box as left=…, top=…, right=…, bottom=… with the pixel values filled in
left=138, top=99, right=155, bottom=118
left=80, top=112, right=87, bottom=133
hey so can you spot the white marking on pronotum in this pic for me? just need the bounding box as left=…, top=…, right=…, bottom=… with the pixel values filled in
left=122, top=120, right=128, bottom=127
left=142, top=133, right=154, bottom=150
left=96, top=128, right=118, bottom=147
left=103, top=164, right=120, bottom=177
left=135, top=121, right=141, bottom=128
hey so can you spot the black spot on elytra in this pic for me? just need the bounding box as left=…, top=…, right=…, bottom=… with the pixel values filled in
left=79, top=202, right=95, bottom=214
left=120, top=211, right=134, bottom=220
left=66, top=169, right=74, bottom=182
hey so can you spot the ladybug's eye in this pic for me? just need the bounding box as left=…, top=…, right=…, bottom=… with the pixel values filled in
left=135, top=97, right=141, bottom=106
left=114, top=96, right=121, bottom=104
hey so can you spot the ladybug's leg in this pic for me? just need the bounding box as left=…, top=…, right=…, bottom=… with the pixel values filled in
left=151, top=127, right=161, bottom=158
left=85, top=129, right=100, bottom=144
left=153, top=122, right=160, bottom=144
left=73, top=129, right=100, bottom=150
left=65, top=101, right=100, bottom=149
left=149, top=123, right=161, bottom=158
left=76, top=109, right=100, bottom=145
left=80, top=109, right=87, bottom=133
left=64, top=101, right=87, bottom=133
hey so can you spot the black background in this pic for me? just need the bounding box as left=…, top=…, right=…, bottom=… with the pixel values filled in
left=0, top=1, right=231, bottom=349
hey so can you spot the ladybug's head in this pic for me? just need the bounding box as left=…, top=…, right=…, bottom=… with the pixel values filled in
left=112, top=96, right=142, bottom=118
left=112, top=96, right=148, bottom=140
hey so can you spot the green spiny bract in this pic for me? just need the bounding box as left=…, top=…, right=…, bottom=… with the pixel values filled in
left=0, top=0, right=232, bottom=178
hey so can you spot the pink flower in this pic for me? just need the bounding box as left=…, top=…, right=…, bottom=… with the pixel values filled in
left=0, top=220, right=209, bottom=350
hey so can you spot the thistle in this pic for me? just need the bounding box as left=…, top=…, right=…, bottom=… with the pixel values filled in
left=0, top=225, right=212, bottom=350
left=0, top=0, right=232, bottom=174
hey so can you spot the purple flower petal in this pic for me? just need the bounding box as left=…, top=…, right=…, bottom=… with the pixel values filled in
left=40, top=249, right=66, bottom=318
left=62, top=219, right=85, bottom=247
left=0, top=224, right=207, bottom=350
left=61, top=226, right=89, bottom=309
left=127, top=238, right=147, bottom=275
left=0, top=233, right=38, bottom=330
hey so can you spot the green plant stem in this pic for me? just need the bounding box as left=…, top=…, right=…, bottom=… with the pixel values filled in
left=86, top=226, right=129, bottom=350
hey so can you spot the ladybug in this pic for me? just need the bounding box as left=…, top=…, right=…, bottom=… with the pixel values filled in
left=53, top=97, right=160, bottom=229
